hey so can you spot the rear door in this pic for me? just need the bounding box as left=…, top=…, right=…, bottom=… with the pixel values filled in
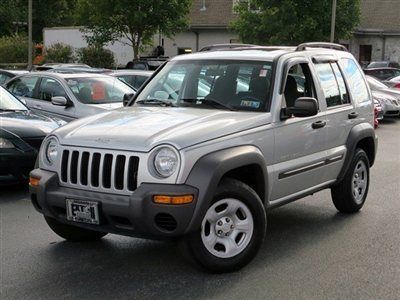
left=6, top=75, right=40, bottom=108
left=311, top=57, right=362, bottom=181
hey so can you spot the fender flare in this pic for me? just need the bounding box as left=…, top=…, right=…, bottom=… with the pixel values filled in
left=184, top=145, right=268, bottom=234
left=337, top=123, right=377, bottom=182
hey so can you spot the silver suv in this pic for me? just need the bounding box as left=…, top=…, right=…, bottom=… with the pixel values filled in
left=29, top=43, right=377, bottom=273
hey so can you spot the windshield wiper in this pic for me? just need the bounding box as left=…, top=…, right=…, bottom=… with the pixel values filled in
left=181, top=98, right=235, bottom=111
left=135, top=99, right=175, bottom=107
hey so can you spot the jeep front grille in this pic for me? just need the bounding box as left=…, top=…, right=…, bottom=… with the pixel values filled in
left=60, top=149, right=139, bottom=193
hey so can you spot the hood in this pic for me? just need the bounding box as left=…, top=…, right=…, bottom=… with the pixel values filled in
left=379, top=87, right=400, bottom=101
left=54, top=106, right=271, bottom=151
left=88, top=102, right=123, bottom=110
left=372, top=90, right=397, bottom=101
left=0, top=110, right=62, bottom=138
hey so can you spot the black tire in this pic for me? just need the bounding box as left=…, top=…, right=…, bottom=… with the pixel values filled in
left=186, top=178, right=267, bottom=273
left=44, top=216, right=107, bottom=242
left=331, top=148, right=370, bottom=213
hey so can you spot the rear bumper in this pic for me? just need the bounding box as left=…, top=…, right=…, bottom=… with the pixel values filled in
left=29, top=169, right=199, bottom=239
left=0, top=149, right=36, bottom=183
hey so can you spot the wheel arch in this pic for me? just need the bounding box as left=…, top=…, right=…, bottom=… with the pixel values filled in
left=184, top=145, right=268, bottom=234
left=337, top=123, right=377, bottom=182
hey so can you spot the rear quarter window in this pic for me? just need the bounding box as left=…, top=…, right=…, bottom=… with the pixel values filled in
left=339, top=58, right=370, bottom=104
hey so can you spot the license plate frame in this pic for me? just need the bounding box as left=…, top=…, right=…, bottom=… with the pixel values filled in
left=66, top=199, right=100, bottom=225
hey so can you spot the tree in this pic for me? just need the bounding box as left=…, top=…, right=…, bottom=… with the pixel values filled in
left=231, top=0, right=360, bottom=45
left=0, top=0, right=77, bottom=41
left=75, top=0, right=192, bottom=59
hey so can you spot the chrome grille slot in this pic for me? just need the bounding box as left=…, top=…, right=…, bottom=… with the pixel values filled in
left=59, top=148, right=140, bottom=194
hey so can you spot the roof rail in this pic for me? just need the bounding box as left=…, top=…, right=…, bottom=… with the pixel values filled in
left=296, top=42, right=348, bottom=52
left=232, top=46, right=295, bottom=51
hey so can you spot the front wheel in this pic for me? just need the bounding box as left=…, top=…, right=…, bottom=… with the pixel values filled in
left=44, top=216, right=107, bottom=242
left=186, top=178, right=266, bottom=273
left=331, top=148, right=370, bottom=213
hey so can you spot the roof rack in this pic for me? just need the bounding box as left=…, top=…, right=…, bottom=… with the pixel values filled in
left=232, top=46, right=295, bottom=51
left=199, top=43, right=259, bottom=52
left=295, top=42, right=348, bottom=52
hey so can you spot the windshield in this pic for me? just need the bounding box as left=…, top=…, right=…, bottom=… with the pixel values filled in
left=366, top=76, right=388, bottom=90
left=134, top=60, right=273, bottom=112
left=0, top=86, right=28, bottom=111
left=66, top=77, right=135, bottom=104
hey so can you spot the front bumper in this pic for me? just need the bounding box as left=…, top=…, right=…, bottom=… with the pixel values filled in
left=29, top=169, right=199, bottom=239
left=0, top=149, right=36, bottom=183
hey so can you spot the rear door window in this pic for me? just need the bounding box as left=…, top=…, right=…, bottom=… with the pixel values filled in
left=339, top=58, right=369, bottom=104
left=6, top=76, right=39, bottom=97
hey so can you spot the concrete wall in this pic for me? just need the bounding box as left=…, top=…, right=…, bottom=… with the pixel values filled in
left=343, top=35, right=400, bottom=64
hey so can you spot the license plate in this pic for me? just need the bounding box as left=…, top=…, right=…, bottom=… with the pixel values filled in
left=66, top=199, right=99, bottom=225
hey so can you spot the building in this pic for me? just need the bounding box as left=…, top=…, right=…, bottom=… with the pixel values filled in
left=344, top=0, right=400, bottom=65
left=153, top=0, right=239, bottom=56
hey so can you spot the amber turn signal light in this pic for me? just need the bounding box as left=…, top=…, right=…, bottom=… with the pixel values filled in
left=29, top=176, right=40, bottom=187
left=153, top=195, right=193, bottom=205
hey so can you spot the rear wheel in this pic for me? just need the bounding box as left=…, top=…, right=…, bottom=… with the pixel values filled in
left=44, top=216, right=107, bottom=242
left=331, top=148, right=370, bottom=213
left=186, top=178, right=266, bottom=273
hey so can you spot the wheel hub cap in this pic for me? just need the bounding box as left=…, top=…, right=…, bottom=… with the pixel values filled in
left=352, top=160, right=368, bottom=204
left=215, top=217, right=234, bottom=236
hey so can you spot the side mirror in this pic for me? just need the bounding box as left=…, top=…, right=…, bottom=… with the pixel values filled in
left=51, top=96, right=68, bottom=106
left=281, top=97, right=319, bottom=119
left=123, top=93, right=135, bottom=106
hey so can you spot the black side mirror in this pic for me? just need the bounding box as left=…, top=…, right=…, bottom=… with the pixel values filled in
left=281, top=97, right=319, bottom=119
left=123, top=93, right=135, bottom=106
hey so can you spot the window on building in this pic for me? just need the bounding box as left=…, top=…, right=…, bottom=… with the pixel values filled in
left=232, top=0, right=259, bottom=13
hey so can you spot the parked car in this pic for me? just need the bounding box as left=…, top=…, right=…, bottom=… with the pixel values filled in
left=0, top=69, right=29, bottom=85
left=5, top=73, right=135, bottom=122
left=0, top=86, right=65, bottom=183
left=372, top=90, right=400, bottom=117
left=366, top=75, right=400, bottom=104
left=110, top=70, right=153, bottom=90
left=364, top=67, right=400, bottom=81
left=30, top=42, right=376, bottom=273
left=34, top=63, right=91, bottom=71
left=47, top=67, right=112, bottom=74
left=366, top=61, right=400, bottom=69
left=126, top=57, right=167, bottom=71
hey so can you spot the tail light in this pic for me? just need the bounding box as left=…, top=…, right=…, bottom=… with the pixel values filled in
left=394, top=83, right=400, bottom=89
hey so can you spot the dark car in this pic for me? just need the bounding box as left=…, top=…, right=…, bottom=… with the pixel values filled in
left=0, top=69, right=29, bottom=85
left=110, top=70, right=153, bottom=90
left=367, top=61, right=400, bottom=69
left=364, top=67, right=400, bottom=80
left=5, top=72, right=135, bottom=122
left=126, top=57, right=167, bottom=71
left=0, top=86, right=64, bottom=183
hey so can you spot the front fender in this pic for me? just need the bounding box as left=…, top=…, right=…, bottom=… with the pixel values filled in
left=184, top=145, right=268, bottom=234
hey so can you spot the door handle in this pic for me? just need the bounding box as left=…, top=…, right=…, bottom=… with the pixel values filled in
left=348, top=111, right=359, bottom=119
left=312, top=120, right=326, bottom=129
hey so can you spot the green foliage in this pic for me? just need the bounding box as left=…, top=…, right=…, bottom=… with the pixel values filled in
left=0, top=34, right=28, bottom=63
left=76, top=46, right=115, bottom=68
left=75, top=0, right=192, bottom=58
left=0, top=0, right=78, bottom=41
left=231, top=0, right=361, bottom=45
left=45, top=43, right=74, bottom=63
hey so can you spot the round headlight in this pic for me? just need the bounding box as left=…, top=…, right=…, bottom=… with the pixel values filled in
left=45, top=138, right=59, bottom=165
left=154, top=147, right=178, bottom=178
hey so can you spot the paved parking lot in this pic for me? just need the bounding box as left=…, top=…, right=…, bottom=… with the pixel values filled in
left=1, top=119, right=400, bottom=300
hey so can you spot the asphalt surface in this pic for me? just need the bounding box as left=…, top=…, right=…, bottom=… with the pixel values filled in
left=1, top=119, right=400, bottom=300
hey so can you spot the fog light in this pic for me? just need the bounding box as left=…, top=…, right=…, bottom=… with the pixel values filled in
left=29, top=176, right=40, bottom=187
left=153, top=195, right=193, bottom=205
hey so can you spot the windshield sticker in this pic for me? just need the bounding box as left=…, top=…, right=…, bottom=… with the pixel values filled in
left=259, top=69, right=268, bottom=77
left=240, top=100, right=260, bottom=108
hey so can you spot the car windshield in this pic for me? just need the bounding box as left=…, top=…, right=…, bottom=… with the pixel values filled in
left=366, top=76, right=388, bottom=90
left=368, top=62, right=388, bottom=68
left=0, top=86, right=28, bottom=111
left=66, top=76, right=135, bottom=104
left=134, top=60, right=273, bottom=112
